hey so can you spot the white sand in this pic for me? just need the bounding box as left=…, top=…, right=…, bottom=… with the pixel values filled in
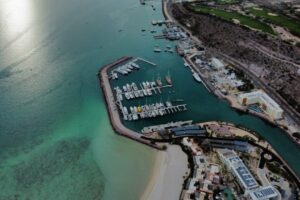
left=141, top=145, right=189, bottom=200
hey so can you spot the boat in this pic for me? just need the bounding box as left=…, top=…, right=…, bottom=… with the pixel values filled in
left=156, top=75, right=162, bottom=86
left=123, top=107, right=128, bottom=115
left=130, top=92, right=134, bottom=99
left=143, top=89, right=148, bottom=96
left=123, top=86, right=127, bottom=92
left=184, top=62, right=190, bottom=67
left=131, top=63, right=140, bottom=70
left=193, top=72, right=202, bottom=83
left=165, top=101, right=172, bottom=107
left=165, top=71, right=172, bottom=85
left=126, top=84, right=131, bottom=91
left=142, top=82, right=147, bottom=89
left=166, top=45, right=172, bottom=49
left=153, top=48, right=162, bottom=53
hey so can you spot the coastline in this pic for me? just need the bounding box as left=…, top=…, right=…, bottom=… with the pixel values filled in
left=162, top=0, right=300, bottom=148
left=141, top=145, right=189, bottom=200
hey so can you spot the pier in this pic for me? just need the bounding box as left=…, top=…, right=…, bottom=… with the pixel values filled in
left=98, top=57, right=163, bottom=149
left=137, top=57, right=157, bottom=66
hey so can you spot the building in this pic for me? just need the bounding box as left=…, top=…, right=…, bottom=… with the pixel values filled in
left=170, top=125, right=207, bottom=137
left=237, top=90, right=283, bottom=120
left=211, top=58, right=225, bottom=70
left=203, top=139, right=252, bottom=153
left=217, top=149, right=259, bottom=192
left=248, top=186, right=280, bottom=200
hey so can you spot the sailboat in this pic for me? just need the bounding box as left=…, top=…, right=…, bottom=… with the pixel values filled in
left=156, top=74, right=162, bottom=86
left=165, top=70, right=172, bottom=85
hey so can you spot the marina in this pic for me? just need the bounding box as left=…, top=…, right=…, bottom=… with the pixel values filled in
left=98, top=56, right=163, bottom=149
left=110, top=58, right=187, bottom=122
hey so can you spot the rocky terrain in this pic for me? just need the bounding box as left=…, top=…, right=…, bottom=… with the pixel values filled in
left=171, top=3, right=300, bottom=116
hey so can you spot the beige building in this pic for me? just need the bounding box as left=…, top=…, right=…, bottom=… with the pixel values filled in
left=237, top=90, right=283, bottom=120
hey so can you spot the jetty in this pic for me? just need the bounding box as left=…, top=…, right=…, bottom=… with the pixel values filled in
left=98, top=56, right=163, bottom=149
left=137, top=57, right=157, bottom=66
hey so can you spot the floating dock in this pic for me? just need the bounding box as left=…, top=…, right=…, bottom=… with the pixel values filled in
left=120, top=102, right=188, bottom=121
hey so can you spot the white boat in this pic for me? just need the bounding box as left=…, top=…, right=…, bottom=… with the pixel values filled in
left=126, top=84, right=131, bottom=91
left=166, top=101, right=172, bottom=107
left=123, top=86, right=127, bottom=92
left=130, top=107, right=134, bottom=113
left=131, top=63, right=140, bottom=70
left=184, top=62, right=190, bottom=67
left=142, top=82, right=147, bottom=89
left=130, top=92, right=134, bottom=99
left=154, top=48, right=162, bottom=53
left=193, top=72, right=202, bottom=83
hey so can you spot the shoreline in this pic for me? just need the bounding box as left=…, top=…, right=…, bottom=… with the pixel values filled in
left=140, top=145, right=189, bottom=200
left=162, top=0, right=300, bottom=148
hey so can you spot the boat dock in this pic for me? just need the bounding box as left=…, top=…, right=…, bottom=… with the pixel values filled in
left=117, top=81, right=171, bottom=100
left=141, top=120, right=193, bottom=134
left=137, top=57, right=157, bottom=66
left=119, top=101, right=188, bottom=121
left=98, top=56, right=163, bottom=149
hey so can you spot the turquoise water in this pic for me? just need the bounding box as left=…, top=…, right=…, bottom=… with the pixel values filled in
left=0, top=0, right=299, bottom=199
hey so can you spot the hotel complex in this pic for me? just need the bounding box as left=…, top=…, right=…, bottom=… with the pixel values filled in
left=237, top=90, right=283, bottom=120
left=217, top=149, right=280, bottom=200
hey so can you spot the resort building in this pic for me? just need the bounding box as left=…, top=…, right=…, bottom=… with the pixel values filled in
left=237, top=90, right=283, bottom=120
left=247, top=186, right=280, bottom=200
left=217, top=149, right=259, bottom=192
left=217, top=149, right=280, bottom=199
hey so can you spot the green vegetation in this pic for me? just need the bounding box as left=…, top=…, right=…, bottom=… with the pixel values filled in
left=248, top=7, right=300, bottom=37
left=189, top=4, right=276, bottom=35
left=215, top=0, right=240, bottom=4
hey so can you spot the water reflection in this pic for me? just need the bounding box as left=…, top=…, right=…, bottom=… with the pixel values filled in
left=0, top=0, right=33, bottom=36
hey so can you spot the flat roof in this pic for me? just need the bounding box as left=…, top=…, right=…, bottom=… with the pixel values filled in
left=239, top=90, right=282, bottom=110
left=249, top=186, right=278, bottom=200
left=218, top=149, right=259, bottom=190
left=235, top=165, right=258, bottom=189
left=170, top=125, right=200, bottom=132
left=174, top=129, right=206, bottom=136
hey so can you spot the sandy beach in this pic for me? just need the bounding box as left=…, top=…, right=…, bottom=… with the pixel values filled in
left=141, top=145, right=189, bottom=200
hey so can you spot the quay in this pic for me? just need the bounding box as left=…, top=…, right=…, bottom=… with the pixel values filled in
left=98, top=56, right=163, bottom=149
left=141, top=120, right=193, bottom=134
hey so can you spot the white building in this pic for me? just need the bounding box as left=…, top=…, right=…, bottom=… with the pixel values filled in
left=217, top=149, right=259, bottom=192
left=211, top=58, right=225, bottom=70
left=248, top=186, right=280, bottom=200
left=218, top=149, right=280, bottom=199
left=237, top=90, right=283, bottom=120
